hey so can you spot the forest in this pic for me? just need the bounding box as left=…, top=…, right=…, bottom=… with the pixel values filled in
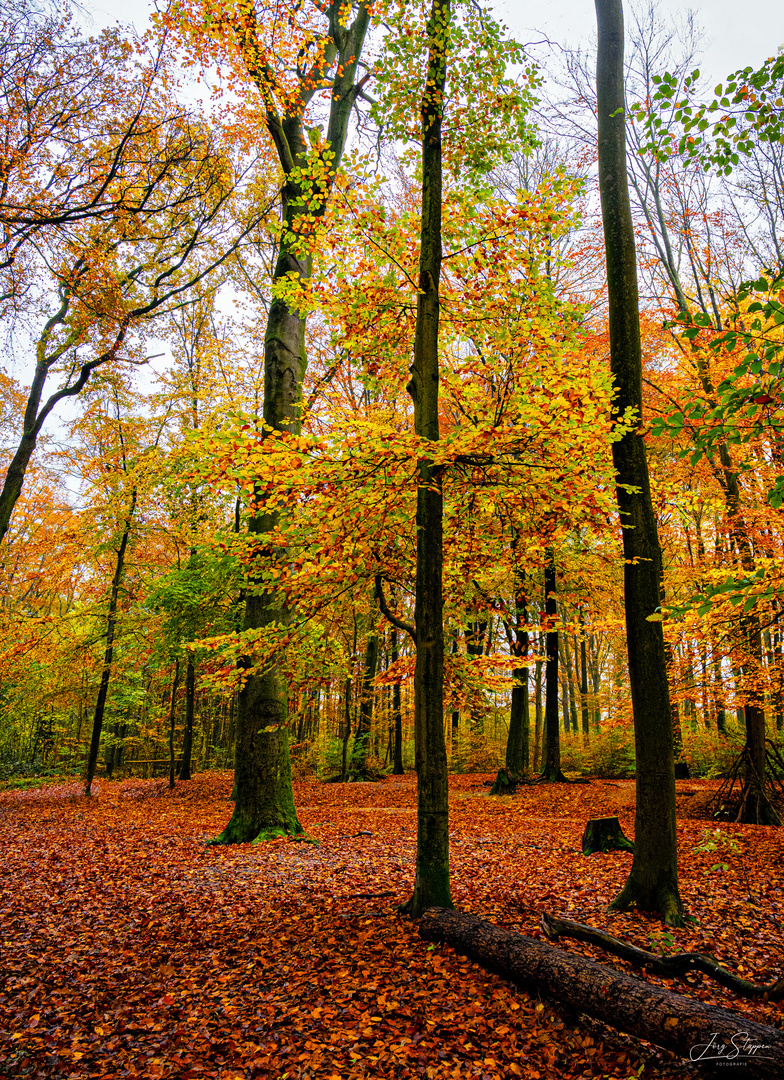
left=1, top=0, right=783, bottom=1077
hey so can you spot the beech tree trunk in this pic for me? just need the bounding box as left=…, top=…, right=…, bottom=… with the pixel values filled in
left=419, top=909, right=784, bottom=1080
left=178, top=657, right=195, bottom=781
left=541, top=549, right=567, bottom=781
left=402, top=0, right=453, bottom=917
left=391, top=627, right=404, bottom=775
left=350, top=613, right=379, bottom=778
left=214, top=3, right=370, bottom=843
left=84, top=486, right=137, bottom=796
left=168, top=660, right=181, bottom=791
left=595, top=0, right=683, bottom=924
left=579, top=609, right=590, bottom=743
left=505, top=588, right=529, bottom=777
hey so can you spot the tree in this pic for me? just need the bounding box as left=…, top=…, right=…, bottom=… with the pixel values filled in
left=631, top=46, right=784, bottom=825
left=595, top=0, right=684, bottom=925
left=184, top=0, right=373, bottom=844
left=0, top=2, right=262, bottom=546
left=402, top=0, right=452, bottom=916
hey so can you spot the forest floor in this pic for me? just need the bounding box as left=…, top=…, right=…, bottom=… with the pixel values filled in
left=0, top=771, right=782, bottom=1080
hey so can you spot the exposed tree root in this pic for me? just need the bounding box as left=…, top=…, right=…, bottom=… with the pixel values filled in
left=707, top=744, right=782, bottom=826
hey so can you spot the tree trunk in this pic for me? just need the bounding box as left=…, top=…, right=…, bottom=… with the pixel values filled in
left=350, top=612, right=379, bottom=778
left=178, top=656, right=195, bottom=781
left=579, top=610, right=590, bottom=744
left=541, top=550, right=567, bottom=781
left=402, top=0, right=453, bottom=917
left=419, top=909, right=784, bottom=1080
left=563, top=633, right=579, bottom=734
left=595, top=0, right=683, bottom=924
left=168, top=660, right=181, bottom=790
left=466, top=618, right=487, bottom=737
left=533, top=652, right=543, bottom=772
left=84, top=487, right=137, bottom=796
left=214, top=1, right=370, bottom=844
left=507, top=677, right=529, bottom=775
left=391, top=627, right=404, bottom=775
left=505, top=590, right=529, bottom=777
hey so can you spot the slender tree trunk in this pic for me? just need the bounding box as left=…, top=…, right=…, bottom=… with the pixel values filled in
left=541, top=550, right=567, bottom=781
left=341, top=675, right=352, bottom=783
left=168, top=660, right=181, bottom=790
left=505, top=588, right=529, bottom=776
left=403, top=0, right=453, bottom=917
left=178, top=657, right=195, bottom=781
left=533, top=651, right=543, bottom=772
left=579, top=609, right=590, bottom=744
left=350, top=611, right=379, bottom=778
left=466, top=618, right=487, bottom=737
left=564, top=633, right=579, bottom=733
left=391, top=627, right=404, bottom=775
left=596, top=0, right=683, bottom=923
left=84, top=487, right=137, bottom=796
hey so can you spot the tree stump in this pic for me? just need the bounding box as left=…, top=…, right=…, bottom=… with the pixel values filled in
left=582, top=816, right=634, bottom=855
left=489, top=768, right=519, bottom=796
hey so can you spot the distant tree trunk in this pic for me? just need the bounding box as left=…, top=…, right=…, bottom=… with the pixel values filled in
left=590, top=635, right=602, bottom=728
left=402, top=0, right=453, bottom=917
left=505, top=586, right=529, bottom=776
left=341, top=675, right=352, bottom=783
left=533, top=650, right=543, bottom=772
left=466, top=618, right=487, bottom=736
left=450, top=630, right=460, bottom=745
left=563, top=634, right=579, bottom=733
left=84, top=487, right=137, bottom=796
left=773, top=627, right=783, bottom=732
left=544, top=552, right=570, bottom=781
left=596, top=0, right=684, bottom=924
left=350, top=610, right=379, bottom=778
left=664, top=633, right=685, bottom=759
left=168, top=660, right=181, bottom=790
left=391, top=627, right=404, bottom=775
left=541, top=550, right=568, bottom=781
left=579, top=610, right=590, bottom=744
left=178, top=657, right=195, bottom=781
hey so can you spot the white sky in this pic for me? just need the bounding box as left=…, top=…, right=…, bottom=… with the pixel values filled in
left=500, top=0, right=783, bottom=86
left=86, top=0, right=784, bottom=87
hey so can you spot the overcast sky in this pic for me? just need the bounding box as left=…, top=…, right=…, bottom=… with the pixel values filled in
left=86, top=0, right=783, bottom=87
left=499, top=0, right=783, bottom=86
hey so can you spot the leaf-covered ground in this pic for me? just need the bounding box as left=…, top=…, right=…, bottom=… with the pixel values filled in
left=1, top=773, right=782, bottom=1079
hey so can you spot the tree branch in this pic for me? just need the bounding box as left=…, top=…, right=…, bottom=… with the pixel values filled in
left=540, top=913, right=784, bottom=1001
left=375, top=575, right=415, bottom=642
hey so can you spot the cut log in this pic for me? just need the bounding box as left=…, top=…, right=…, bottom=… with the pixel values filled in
left=581, top=815, right=634, bottom=855
left=419, top=908, right=784, bottom=1080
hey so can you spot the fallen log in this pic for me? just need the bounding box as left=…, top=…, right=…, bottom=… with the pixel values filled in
left=419, top=908, right=784, bottom=1079
left=540, top=913, right=784, bottom=1001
